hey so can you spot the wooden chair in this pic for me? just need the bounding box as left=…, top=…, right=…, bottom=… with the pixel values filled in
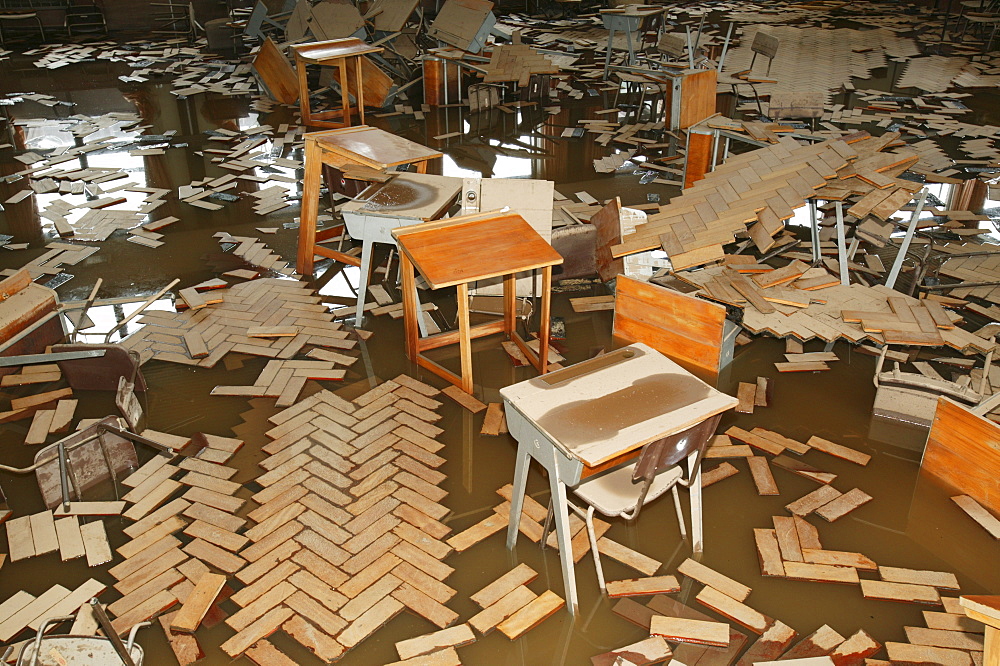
left=612, top=274, right=731, bottom=378
left=749, top=31, right=779, bottom=76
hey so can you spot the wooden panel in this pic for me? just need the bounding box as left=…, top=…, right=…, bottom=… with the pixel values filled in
left=253, top=38, right=298, bottom=105
left=923, top=397, right=1000, bottom=512
left=592, top=197, right=626, bottom=283
left=613, top=275, right=727, bottom=376
left=685, top=131, right=715, bottom=188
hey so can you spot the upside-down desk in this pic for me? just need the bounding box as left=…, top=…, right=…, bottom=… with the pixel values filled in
left=600, top=5, right=666, bottom=79
left=291, top=38, right=384, bottom=129
left=296, top=126, right=442, bottom=277
left=500, top=343, right=738, bottom=613
left=340, top=172, right=463, bottom=326
left=393, top=211, right=563, bottom=393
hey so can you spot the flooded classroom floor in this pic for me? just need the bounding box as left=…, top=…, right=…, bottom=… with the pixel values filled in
left=0, top=0, right=999, bottom=664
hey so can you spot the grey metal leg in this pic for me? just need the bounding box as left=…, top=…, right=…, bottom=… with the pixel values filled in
left=354, top=237, right=373, bottom=326
left=688, top=448, right=704, bottom=553
left=548, top=466, right=579, bottom=614
left=603, top=29, right=615, bottom=78
left=506, top=443, right=532, bottom=550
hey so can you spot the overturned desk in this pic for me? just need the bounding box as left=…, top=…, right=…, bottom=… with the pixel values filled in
left=501, top=343, right=738, bottom=613
left=393, top=211, right=563, bottom=393
left=297, top=126, right=442, bottom=277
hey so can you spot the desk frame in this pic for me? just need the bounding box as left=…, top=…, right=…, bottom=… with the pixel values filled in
left=292, top=42, right=382, bottom=129
left=399, top=258, right=552, bottom=393
left=296, top=127, right=441, bottom=278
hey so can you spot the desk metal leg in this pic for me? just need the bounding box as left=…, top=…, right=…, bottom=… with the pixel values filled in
left=296, top=139, right=322, bottom=277
left=506, top=443, right=531, bottom=550
left=689, top=448, right=704, bottom=553
left=548, top=463, right=579, bottom=614
left=354, top=237, right=373, bottom=326
left=603, top=29, right=615, bottom=79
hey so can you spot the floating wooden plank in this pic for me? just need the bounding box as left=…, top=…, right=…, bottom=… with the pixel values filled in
left=54, top=501, right=125, bottom=516
left=598, top=538, right=662, bottom=577
left=471, top=563, right=538, bottom=608
left=922, top=611, right=984, bottom=633
left=951, top=495, right=1000, bottom=539
left=781, top=625, right=845, bottom=660
left=702, top=462, right=739, bottom=487
left=773, top=516, right=802, bottom=562
left=80, top=519, right=113, bottom=566
left=171, top=573, right=227, bottom=633
left=695, top=585, right=772, bottom=634
left=55, top=516, right=86, bottom=561
left=469, top=585, right=536, bottom=636
left=815, top=488, right=873, bottom=522
left=787, top=486, right=842, bottom=516
left=480, top=403, right=507, bottom=436
left=736, top=383, right=756, bottom=414
left=220, top=606, right=294, bottom=658
left=737, top=621, right=797, bottom=666
left=396, top=624, right=476, bottom=660
left=878, top=566, right=960, bottom=590
left=30, top=510, right=58, bottom=556
left=885, top=642, right=972, bottom=666
left=0, top=585, right=70, bottom=642
left=772, top=455, right=836, bottom=484
left=748, top=457, right=780, bottom=495
left=606, top=576, right=680, bottom=598
left=829, top=630, right=881, bottom=666
left=726, top=426, right=784, bottom=455
left=801, top=549, right=876, bottom=571
left=386, top=647, right=461, bottom=666
left=6, top=515, right=34, bottom=562
left=496, top=590, right=565, bottom=639
left=860, top=579, right=942, bottom=605
left=159, top=612, right=205, bottom=665
left=591, top=636, right=672, bottom=666
left=754, top=528, right=785, bottom=577
left=650, top=616, right=730, bottom=647
left=677, top=558, right=752, bottom=602
left=446, top=514, right=505, bottom=552
left=441, top=385, right=487, bottom=413
left=782, top=561, right=860, bottom=585
left=904, top=626, right=984, bottom=651
left=338, top=597, right=405, bottom=649
left=805, top=436, right=870, bottom=466
left=775, top=361, right=830, bottom=372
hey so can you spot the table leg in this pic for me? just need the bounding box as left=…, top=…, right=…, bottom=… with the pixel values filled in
left=400, top=253, right=419, bottom=360
left=296, top=54, right=312, bottom=125
left=339, top=59, right=351, bottom=127
left=296, top=139, right=322, bottom=277
left=537, top=266, right=552, bottom=374
left=354, top=237, right=373, bottom=326
left=456, top=282, right=474, bottom=394
left=355, top=55, right=365, bottom=126
left=503, top=273, right=516, bottom=337
left=415, top=160, right=429, bottom=174
left=689, top=447, right=704, bottom=553
left=548, top=464, right=579, bottom=614
left=506, top=441, right=531, bottom=550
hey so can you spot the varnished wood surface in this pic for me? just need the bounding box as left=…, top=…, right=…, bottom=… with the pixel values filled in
left=291, top=38, right=383, bottom=64
left=310, top=126, right=442, bottom=169
left=923, top=397, right=1000, bottom=513
left=394, top=212, right=562, bottom=289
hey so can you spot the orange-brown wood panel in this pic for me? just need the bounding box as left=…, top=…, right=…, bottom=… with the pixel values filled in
left=591, top=197, right=626, bottom=283
left=612, top=275, right=727, bottom=376
left=253, top=38, right=299, bottom=105
left=679, top=69, right=718, bottom=130
left=923, top=397, right=1000, bottom=513
left=343, top=56, right=394, bottom=109
left=685, top=132, right=715, bottom=188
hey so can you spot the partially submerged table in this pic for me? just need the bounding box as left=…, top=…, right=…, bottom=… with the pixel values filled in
left=392, top=211, right=563, bottom=393
left=290, top=38, right=384, bottom=129
left=500, top=343, right=738, bottom=613
left=340, top=172, right=463, bottom=325
left=296, top=126, right=442, bottom=277
left=600, top=6, right=666, bottom=78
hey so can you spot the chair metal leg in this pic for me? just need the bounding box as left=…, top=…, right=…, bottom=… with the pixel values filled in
left=541, top=499, right=554, bottom=550
left=584, top=505, right=607, bottom=591
left=671, top=485, right=687, bottom=539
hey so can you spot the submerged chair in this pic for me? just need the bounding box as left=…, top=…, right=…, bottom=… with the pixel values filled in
left=0, top=11, right=45, bottom=46
left=563, top=413, right=722, bottom=591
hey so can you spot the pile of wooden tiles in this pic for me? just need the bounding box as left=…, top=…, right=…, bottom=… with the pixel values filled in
left=0, top=242, right=100, bottom=280
left=120, top=278, right=356, bottom=367
left=482, top=44, right=560, bottom=87
left=4, top=507, right=115, bottom=567
left=217, top=377, right=459, bottom=661
left=216, top=234, right=294, bottom=275
left=611, top=133, right=921, bottom=269
left=938, top=243, right=1000, bottom=304
left=211, top=359, right=347, bottom=407
left=896, top=55, right=971, bottom=94
left=680, top=264, right=999, bottom=353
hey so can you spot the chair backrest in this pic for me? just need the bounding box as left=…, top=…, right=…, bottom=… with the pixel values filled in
left=657, top=32, right=687, bottom=59
left=751, top=31, right=779, bottom=59
left=613, top=275, right=728, bottom=377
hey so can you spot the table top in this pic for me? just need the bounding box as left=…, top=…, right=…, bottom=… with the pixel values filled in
left=500, top=343, right=738, bottom=467
left=306, top=126, right=442, bottom=169
left=393, top=211, right=563, bottom=289
left=341, top=172, right=462, bottom=221
left=600, top=5, right=666, bottom=15
left=291, top=38, right=383, bottom=63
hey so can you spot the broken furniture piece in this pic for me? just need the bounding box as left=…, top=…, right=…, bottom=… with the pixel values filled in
left=290, top=38, right=384, bottom=129
left=296, top=125, right=442, bottom=277
left=53, top=344, right=147, bottom=393
left=959, top=596, right=999, bottom=666
left=922, top=396, right=999, bottom=514
left=501, top=343, right=738, bottom=613
left=613, top=275, right=736, bottom=378
left=426, top=0, right=496, bottom=54
left=16, top=598, right=147, bottom=665
left=0, top=269, right=64, bottom=363
left=340, top=171, right=463, bottom=326
left=393, top=210, right=563, bottom=394
left=600, top=5, right=667, bottom=79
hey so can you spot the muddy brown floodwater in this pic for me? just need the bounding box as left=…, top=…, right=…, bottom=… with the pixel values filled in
left=0, top=29, right=997, bottom=666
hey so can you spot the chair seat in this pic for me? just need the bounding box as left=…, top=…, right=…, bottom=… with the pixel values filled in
left=574, top=461, right=683, bottom=517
